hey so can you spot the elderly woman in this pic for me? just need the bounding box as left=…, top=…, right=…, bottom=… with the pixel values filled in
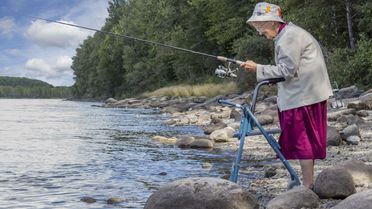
left=240, top=2, right=333, bottom=189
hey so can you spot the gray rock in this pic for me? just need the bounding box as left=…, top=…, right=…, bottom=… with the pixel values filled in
left=107, top=197, right=125, bottom=204
left=267, top=186, right=320, bottom=209
left=337, top=114, right=363, bottom=125
left=313, top=168, right=356, bottom=199
left=256, top=114, right=274, bottom=125
left=176, top=136, right=195, bottom=148
left=340, top=124, right=361, bottom=139
left=190, top=139, right=214, bottom=149
left=80, top=196, right=96, bottom=203
left=192, top=96, right=208, bottom=104
left=331, top=189, right=372, bottom=209
left=202, top=122, right=226, bottom=135
left=209, top=127, right=235, bottom=143
left=356, top=110, right=369, bottom=117
left=339, top=160, right=372, bottom=187
left=144, top=177, right=259, bottom=209
left=105, top=98, right=117, bottom=104
left=328, top=109, right=357, bottom=121
left=230, top=108, right=241, bottom=122
left=337, top=85, right=363, bottom=99
left=347, top=100, right=369, bottom=111
left=359, top=93, right=372, bottom=110
left=327, top=126, right=342, bottom=146
left=345, top=135, right=361, bottom=145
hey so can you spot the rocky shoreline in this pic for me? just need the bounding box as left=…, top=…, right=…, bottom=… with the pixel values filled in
left=101, top=85, right=372, bottom=209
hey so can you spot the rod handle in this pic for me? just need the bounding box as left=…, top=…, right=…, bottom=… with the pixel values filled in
left=217, top=56, right=244, bottom=65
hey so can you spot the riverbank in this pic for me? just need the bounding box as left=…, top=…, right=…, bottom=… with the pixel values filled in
left=101, top=85, right=372, bottom=209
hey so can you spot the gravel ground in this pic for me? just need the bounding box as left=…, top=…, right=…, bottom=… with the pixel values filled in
left=212, top=116, right=372, bottom=209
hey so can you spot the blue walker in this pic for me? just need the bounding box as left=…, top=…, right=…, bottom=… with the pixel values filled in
left=218, top=78, right=301, bottom=188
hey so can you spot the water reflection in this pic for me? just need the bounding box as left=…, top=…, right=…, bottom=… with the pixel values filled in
left=0, top=99, right=233, bottom=208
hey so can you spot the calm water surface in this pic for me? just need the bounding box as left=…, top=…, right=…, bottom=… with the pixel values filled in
left=0, top=99, right=232, bottom=209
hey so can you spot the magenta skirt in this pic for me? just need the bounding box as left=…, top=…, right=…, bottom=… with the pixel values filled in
left=278, top=101, right=327, bottom=160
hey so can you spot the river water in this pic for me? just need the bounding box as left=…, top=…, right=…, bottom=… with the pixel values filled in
left=0, top=99, right=233, bottom=209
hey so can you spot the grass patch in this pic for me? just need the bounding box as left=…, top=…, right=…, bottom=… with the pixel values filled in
left=143, top=82, right=237, bottom=98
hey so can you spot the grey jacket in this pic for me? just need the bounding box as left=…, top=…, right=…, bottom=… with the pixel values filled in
left=256, top=22, right=333, bottom=111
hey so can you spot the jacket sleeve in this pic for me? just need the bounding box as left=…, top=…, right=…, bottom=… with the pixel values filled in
left=256, top=34, right=304, bottom=82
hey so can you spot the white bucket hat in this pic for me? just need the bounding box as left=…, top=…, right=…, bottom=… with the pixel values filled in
left=246, top=2, right=284, bottom=23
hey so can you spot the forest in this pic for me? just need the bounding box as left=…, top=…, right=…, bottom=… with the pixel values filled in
left=0, top=76, right=72, bottom=98
left=71, top=0, right=372, bottom=99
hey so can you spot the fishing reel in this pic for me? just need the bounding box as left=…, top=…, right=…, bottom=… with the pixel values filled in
left=215, top=61, right=239, bottom=78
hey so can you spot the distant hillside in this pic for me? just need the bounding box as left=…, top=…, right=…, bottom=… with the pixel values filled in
left=0, top=76, right=53, bottom=88
left=0, top=76, right=71, bottom=98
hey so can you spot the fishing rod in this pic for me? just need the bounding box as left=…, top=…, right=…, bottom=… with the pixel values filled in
left=29, top=16, right=243, bottom=78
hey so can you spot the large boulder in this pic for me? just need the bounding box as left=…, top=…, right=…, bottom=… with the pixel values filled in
left=337, top=85, right=363, bottom=99
left=331, top=189, right=372, bottom=209
left=313, top=168, right=356, bottom=199
left=266, top=186, right=320, bottom=209
left=144, top=177, right=259, bottom=209
left=339, top=160, right=372, bottom=187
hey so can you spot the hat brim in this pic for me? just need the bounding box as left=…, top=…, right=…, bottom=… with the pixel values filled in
left=246, top=15, right=284, bottom=23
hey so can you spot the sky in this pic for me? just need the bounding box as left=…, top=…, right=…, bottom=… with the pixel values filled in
left=0, top=0, right=109, bottom=86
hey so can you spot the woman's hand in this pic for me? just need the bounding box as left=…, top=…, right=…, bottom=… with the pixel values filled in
left=240, top=60, right=257, bottom=72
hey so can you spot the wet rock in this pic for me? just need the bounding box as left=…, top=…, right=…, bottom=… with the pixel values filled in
left=202, top=121, right=226, bottom=135
left=158, top=172, right=167, bottom=176
left=266, top=186, right=320, bottom=209
left=331, top=189, right=372, bottom=209
left=190, top=139, right=214, bottom=149
left=313, top=168, right=356, bottom=199
left=152, top=136, right=177, bottom=144
left=144, top=177, right=259, bottom=209
left=345, top=135, right=361, bottom=145
left=105, top=98, right=117, bottom=104
left=340, top=124, right=361, bottom=139
left=209, top=127, right=235, bottom=143
left=107, top=197, right=125, bottom=204
left=202, top=162, right=212, bottom=169
left=176, top=136, right=195, bottom=148
left=164, top=119, right=177, bottom=125
left=327, top=126, right=342, bottom=146
left=339, top=160, right=372, bottom=187
left=80, top=196, right=96, bottom=203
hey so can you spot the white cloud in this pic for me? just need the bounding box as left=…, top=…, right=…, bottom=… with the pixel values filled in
left=25, top=20, right=89, bottom=48
left=0, top=17, right=16, bottom=38
left=24, top=55, right=73, bottom=75
left=25, top=58, right=54, bottom=75
left=55, top=56, right=72, bottom=72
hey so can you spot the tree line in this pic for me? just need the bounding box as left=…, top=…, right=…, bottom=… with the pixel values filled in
left=0, top=76, right=72, bottom=98
left=71, top=0, right=372, bottom=99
